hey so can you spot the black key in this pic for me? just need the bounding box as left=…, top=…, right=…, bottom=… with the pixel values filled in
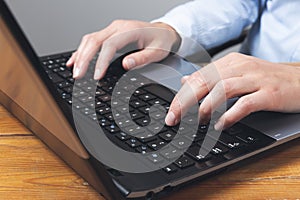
left=123, top=126, right=145, bottom=136
left=139, top=94, right=156, bottom=101
left=72, top=90, right=86, bottom=98
left=104, top=113, right=114, bottom=121
left=99, top=118, right=111, bottom=127
left=151, top=111, right=166, bottom=120
left=148, top=99, right=167, bottom=106
left=137, top=135, right=157, bottom=143
left=217, top=133, right=245, bottom=149
left=133, top=88, right=147, bottom=96
left=57, top=81, right=72, bottom=89
left=171, top=137, right=192, bottom=150
left=81, top=107, right=94, bottom=116
left=88, top=113, right=97, bottom=121
left=102, top=85, right=114, bottom=93
left=97, top=107, right=111, bottom=115
left=61, top=92, right=71, bottom=100
left=147, top=153, right=164, bottom=164
left=46, top=63, right=59, bottom=70
left=126, top=138, right=142, bottom=148
left=148, top=139, right=166, bottom=151
left=186, top=146, right=212, bottom=162
left=135, top=117, right=151, bottom=126
left=98, top=94, right=111, bottom=102
left=130, top=110, right=144, bottom=120
left=48, top=73, right=63, bottom=83
left=63, top=86, right=73, bottom=94
left=130, top=99, right=147, bottom=108
left=159, top=130, right=176, bottom=142
left=163, top=165, right=178, bottom=174
left=58, top=71, right=73, bottom=78
left=189, top=132, right=205, bottom=142
left=138, top=106, right=151, bottom=114
left=236, top=134, right=258, bottom=144
left=81, top=85, right=94, bottom=93
left=174, top=156, right=195, bottom=169
left=198, top=124, right=208, bottom=134
left=95, top=101, right=106, bottom=108
left=97, top=80, right=109, bottom=88
left=115, top=132, right=131, bottom=141
left=210, top=143, right=229, bottom=155
left=116, top=118, right=132, bottom=128
left=143, top=84, right=174, bottom=102
left=225, top=123, right=244, bottom=135
left=136, top=145, right=152, bottom=154
left=66, top=99, right=72, bottom=105
left=160, top=146, right=182, bottom=160
left=105, top=124, right=120, bottom=134
left=68, top=77, right=75, bottom=83
left=95, top=89, right=106, bottom=96
left=73, top=102, right=85, bottom=110
left=79, top=95, right=94, bottom=103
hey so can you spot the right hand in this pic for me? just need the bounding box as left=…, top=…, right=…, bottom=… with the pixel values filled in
left=66, top=20, right=181, bottom=79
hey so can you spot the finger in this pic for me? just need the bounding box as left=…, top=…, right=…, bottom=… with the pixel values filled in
left=181, top=76, right=190, bottom=84
left=72, top=27, right=115, bottom=78
left=66, top=51, right=77, bottom=67
left=199, top=77, right=258, bottom=124
left=122, top=48, right=169, bottom=70
left=94, top=31, right=140, bottom=80
left=165, top=73, right=209, bottom=126
left=73, top=37, right=103, bottom=79
left=214, top=91, right=268, bottom=130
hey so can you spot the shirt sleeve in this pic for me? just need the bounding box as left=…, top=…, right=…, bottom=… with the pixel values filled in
left=152, top=0, right=260, bottom=58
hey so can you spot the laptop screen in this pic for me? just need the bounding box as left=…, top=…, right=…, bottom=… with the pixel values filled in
left=3, top=0, right=188, bottom=57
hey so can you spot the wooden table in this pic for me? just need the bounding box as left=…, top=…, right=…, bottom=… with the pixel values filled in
left=1, top=104, right=300, bottom=199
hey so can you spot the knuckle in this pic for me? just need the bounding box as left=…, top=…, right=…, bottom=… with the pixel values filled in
left=221, top=80, right=233, bottom=95
left=199, top=104, right=211, bottom=117
left=188, top=77, right=206, bottom=89
left=102, top=40, right=115, bottom=49
left=223, top=114, right=235, bottom=126
left=82, top=34, right=91, bottom=42
left=170, top=97, right=182, bottom=114
left=265, top=88, right=281, bottom=109
left=239, top=96, right=255, bottom=111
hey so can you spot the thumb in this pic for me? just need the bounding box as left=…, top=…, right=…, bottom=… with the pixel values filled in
left=122, top=48, right=169, bottom=70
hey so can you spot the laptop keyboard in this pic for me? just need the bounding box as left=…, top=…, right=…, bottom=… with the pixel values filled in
left=40, top=52, right=275, bottom=176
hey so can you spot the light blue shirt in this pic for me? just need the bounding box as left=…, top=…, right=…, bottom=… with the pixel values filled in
left=154, top=0, right=300, bottom=62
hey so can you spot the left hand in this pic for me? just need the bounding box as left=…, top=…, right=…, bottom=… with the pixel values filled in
left=165, top=52, right=300, bottom=130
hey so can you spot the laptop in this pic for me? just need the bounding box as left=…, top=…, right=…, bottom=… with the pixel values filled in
left=1, top=1, right=300, bottom=199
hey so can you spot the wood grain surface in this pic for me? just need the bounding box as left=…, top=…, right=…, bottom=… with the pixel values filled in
left=1, top=105, right=300, bottom=200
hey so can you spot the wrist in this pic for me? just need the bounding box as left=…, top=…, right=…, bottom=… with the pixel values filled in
left=152, top=22, right=182, bottom=53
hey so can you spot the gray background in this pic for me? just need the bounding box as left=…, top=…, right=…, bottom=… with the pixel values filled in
left=5, top=0, right=189, bottom=56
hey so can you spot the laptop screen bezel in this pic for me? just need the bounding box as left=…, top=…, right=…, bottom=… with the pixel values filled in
left=0, top=0, right=77, bottom=130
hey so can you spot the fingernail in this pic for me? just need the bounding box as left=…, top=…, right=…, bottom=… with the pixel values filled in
left=165, top=111, right=176, bottom=126
left=94, top=69, right=101, bottom=80
left=214, top=120, right=223, bottom=131
left=124, top=58, right=136, bottom=69
left=73, top=66, right=81, bottom=78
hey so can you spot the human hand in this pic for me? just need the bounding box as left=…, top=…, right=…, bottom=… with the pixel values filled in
left=66, top=20, right=180, bottom=79
left=165, top=53, right=300, bottom=130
